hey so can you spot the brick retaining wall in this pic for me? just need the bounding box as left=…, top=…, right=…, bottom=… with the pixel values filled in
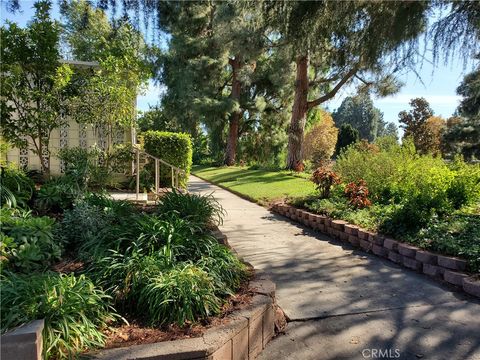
left=271, top=203, right=480, bottom=299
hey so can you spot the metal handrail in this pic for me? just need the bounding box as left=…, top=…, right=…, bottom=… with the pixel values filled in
left=132, top=145, right=186, bottom=201
left=133, top=146, right=186, bottom=175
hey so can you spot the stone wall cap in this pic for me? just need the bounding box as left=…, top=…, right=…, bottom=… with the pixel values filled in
left=91, top=337, right=208, bottom=360
left=1, top=319, right=44, bottom=344
left=202, top=316, right=248, bottom=352
left=249, top=279, right=276, bottom=298
left=437, top=254, right=467, bottom=270
left=235, top=294, right=271, bottom=321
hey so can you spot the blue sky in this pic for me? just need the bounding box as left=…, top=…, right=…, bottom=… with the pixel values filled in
left=2, top=1, right=475, bottom=127
left=326, top=59, right=469, bottom=125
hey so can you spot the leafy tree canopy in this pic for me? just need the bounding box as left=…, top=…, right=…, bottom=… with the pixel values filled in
left=442, top=66, right=480, bottom=161
left=61, top=0, right=152, bottom=148
left=0, top=0, right=73, bottom=174
left=456, top=66, right=480, bottom=119
left=332, top=94, right=384, bottom=142
left=335, top=124, right=360, bottom=157
left=398, top=97, right=433, bottom=153
left=137, top=105, right=183, bottom=133
left=304, top=109, right=338, bottom=167
left=378, top=122, right=399, bottom=141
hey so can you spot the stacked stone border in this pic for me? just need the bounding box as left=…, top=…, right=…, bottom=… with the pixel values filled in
left=271, top=203, right=480, bottom=300
left=1, top=230, right=281, bottom=360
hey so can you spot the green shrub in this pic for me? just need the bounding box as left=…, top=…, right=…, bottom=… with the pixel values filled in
left=62, top=195, right=217, bottom=262
left=156, top=190, right=225, bottom=226
left=60, top=201, right=115, bottom=253
left=135, top=213, right=216, bottom=263
left=334, top=138, right=472, bottom=211
left=83, top=192, right=136, bottom=218
left=36, top=176, right=83, bottom=213
left=192, top=133, right=210, bottom=165
left=91, top=248, right=228, bottom=326
left=88, top=245, right=166, bottom=308
left=0, top=164, right=34, bottom=208
left=298, top=195, right=398, bottom=231
left=143, top=131, right=193, bottom=188
left=0, top=208, right=62, bottom=272
left=57, top=147, right=97, bottom=189
left=60, top=195, right=138, bottom=257
left=108, top=144, right=135, bottom=174
left=58, top=193, right=246, bottom=330
left=196, top=244, right=247, bottom=296
left=139, top=263, right=221, bottom=326
left=379, top=196, right=439, bottom=236
left=0, top=272, right=119, bottom=360
left=446, top=160, right=480, bottom=209
left=128, top=166, right=155, bottom=192
left=57, top=146, right=120, bottom=190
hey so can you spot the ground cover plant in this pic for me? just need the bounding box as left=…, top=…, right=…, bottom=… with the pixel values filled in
left=0, top=163, right=35, bottom=208
left=292, top=138, right=480, bottom=272
left=0, top=174, right=248, bottom=359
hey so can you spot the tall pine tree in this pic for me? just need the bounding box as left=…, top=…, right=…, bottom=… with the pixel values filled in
left=262, top=1, right=428, bottom=170
left=332, top=94, right=384, bottom=142
left=159, top=1, right=293, bottom=164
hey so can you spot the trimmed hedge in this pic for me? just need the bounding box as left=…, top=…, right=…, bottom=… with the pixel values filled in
left=143, top=131, right=192, bottom=188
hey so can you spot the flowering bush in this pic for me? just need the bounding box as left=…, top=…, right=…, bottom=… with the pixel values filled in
left=345, top=179, right=372, bottom=209
left=311, top=167, right=341, bottom=199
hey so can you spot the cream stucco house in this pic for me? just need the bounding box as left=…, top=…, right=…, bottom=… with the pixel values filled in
left=3, top=60, right=136, bottom=175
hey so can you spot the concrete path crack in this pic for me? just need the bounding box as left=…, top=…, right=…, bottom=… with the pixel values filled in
left=285, top=300, right=470, bottom=323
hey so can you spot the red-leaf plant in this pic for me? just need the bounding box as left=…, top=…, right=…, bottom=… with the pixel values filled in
left=311, top=167, right=341, bottom=199
left=344, top=179, right=372, bottom=209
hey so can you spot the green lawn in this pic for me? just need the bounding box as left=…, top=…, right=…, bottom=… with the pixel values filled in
left=192, top=165, right=315, bottom=204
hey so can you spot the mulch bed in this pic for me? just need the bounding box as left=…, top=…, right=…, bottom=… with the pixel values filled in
left=51, top=258, right=84, bottom=273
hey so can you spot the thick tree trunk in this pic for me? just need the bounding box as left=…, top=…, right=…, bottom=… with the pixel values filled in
left=224, top=56, right=242, bottom=166
left=286, top=54, right=309, bottom=171
left=225, top=111, right=240, bottom=166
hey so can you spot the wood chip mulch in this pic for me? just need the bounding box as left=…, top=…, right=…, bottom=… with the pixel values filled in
left=103, top=282, right=254, bottom=349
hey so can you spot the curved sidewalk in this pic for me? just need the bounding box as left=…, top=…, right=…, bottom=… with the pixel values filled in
left=188, top=175, right=480, bottom=360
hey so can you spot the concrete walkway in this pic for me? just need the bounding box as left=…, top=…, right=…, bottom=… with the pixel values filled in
left=188, top=176, right=480, bottom=360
